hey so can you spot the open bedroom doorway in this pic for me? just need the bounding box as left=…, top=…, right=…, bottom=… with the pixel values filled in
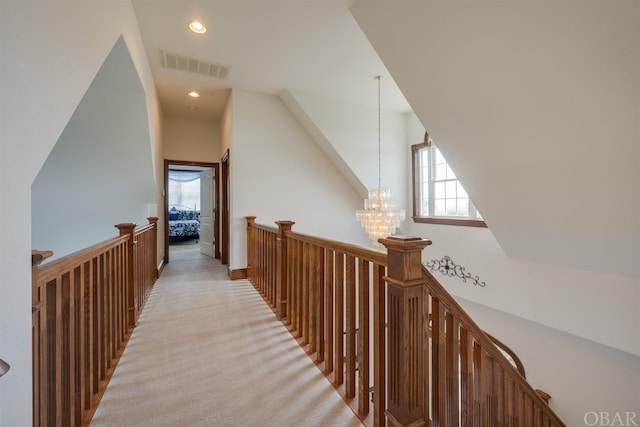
left=164, top=160, right=220, bottom=266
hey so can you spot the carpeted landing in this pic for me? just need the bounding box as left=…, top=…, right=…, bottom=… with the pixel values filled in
left=90, top=246, right=362, bottom=427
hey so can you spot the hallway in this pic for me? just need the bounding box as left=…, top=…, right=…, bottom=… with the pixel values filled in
left=90, top=246, right=362, bottom=427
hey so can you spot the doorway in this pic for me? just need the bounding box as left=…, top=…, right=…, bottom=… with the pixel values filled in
left=163, top=160, right=220, bottom=266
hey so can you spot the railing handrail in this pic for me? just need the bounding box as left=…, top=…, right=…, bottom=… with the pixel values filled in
left=285, top=230, right=387, bottom=266
left=134, top=222, right=155, bottom=236
left=422, top=266, right=565, bottom=425
left=32, top=235, right=129, bottom=281
left=251, top=222, right=278, bottom=233
left=251, top=220, right=387, bottom=265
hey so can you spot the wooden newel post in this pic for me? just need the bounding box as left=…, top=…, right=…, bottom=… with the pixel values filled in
left=115, top=223, right=137, bottom=330
left=147, top=217, right=159, bottom=280
left=245, top=216, right=257, bottom=280
left=379, top=236, right=432, bottom=427
left=275, top=220, right=295, bottom=320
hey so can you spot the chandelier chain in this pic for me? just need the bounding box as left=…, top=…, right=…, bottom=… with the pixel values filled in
left=355, top=74, right=406, bottom=245
left=377, top=75, right=382, bottom=190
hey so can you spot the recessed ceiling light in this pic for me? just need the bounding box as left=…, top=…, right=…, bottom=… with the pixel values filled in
left=188, top=105, right=199, bottom=111
left=187, top=91, right=200, bottom=98
left=188, top=21, right=207, bottom=34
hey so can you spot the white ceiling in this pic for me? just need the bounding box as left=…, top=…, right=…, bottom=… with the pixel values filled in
left=131, top=0, right=411, bottom=122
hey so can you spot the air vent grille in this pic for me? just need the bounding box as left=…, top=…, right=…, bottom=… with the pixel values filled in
left=159, top=49, right=231, bottom=80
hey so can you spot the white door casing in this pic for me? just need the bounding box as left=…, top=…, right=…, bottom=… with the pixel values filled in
left=200, top=168, right=214, bottom=258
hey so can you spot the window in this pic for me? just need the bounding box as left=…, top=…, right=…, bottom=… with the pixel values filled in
left=168, top=170, right=201, bottom=210
left=412, top=132, right=486, bottom=227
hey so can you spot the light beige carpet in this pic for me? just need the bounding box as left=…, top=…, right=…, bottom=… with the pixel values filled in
left=90, top=247, right=362, bottom=427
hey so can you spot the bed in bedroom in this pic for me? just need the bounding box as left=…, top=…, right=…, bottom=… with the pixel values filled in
left=168, top=206, right=200, bottom=242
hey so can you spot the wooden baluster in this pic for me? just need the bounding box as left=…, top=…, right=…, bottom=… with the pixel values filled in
left=274, top=233, right=278, bottom=307
left=309, top=245, right=317, bottom=353
left=257, top=229, right=263, bottom=292
left=49, top=274, right=62, bottom=426
left=268, top=231, right=272, bottom=302
left=257, top=229, right=262, bottom=290
left=357, top=258, right=370, bottom=415
left=523, top=394, right=533, bottom=426
left=486, top=354, right=495, bottom=426
left=334, top=252, right=344, bottom=386
left=316, top=246, right=325, bottom=363
left=112, top=247, right=121, bottom=351
left=76, top=264, right=86, bottom=422
left=345, top=254, right=356, bottom=398
left=106, top=249, right=114, bottom=365
left=432, top=298, right=446, bottom=426
left=246, top=217, right=256, bottom=281
left=379, top=236, right=432, bottom=427
left=118, top=244, right=125, bottom=344
left=64, top=273, right=75, bottom=424
left=107, top=246, right=119, bottom=358
left=496, top=361, right=505, bottom=426
left=295, top=240, right=303, bottom=338
left=460, top=327, right=475, bottom=426
left=446, top=313, right=460, bottom=427
left=372, top=263, right=386, bottom=427
left=99, top=254, right=108, bottom=383
left=302, top=242, right=310, bottom=345
left=516, top=385, right=524, bottom=426
left=505, top=377, right=514, bottom=427
left=286, top=239, right=293, bottom=326
left=291, top=239, right=299, bottom=334
left=66, top=269, right=77, bottom=426
left=89, top=257, right=98, bottom=398
left=473, top=342, right=487, bottom=427
left=261, top=229, right=266, bottom=295
left=268, top=231, right=272, bottom=300
left=254, top=227, right=260, bottom=290
left=263, top=230, right=268, bottom=298
left=324, top=249, right=334, bottom=374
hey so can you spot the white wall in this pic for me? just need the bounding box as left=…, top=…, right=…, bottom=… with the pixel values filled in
left=404, top=113, right=639, bottom=357
left=221, top=96, right=233, bottom=157
left=352, top=0, right=640, bottom=277
left=163, top=116, right=221, bottom=163
left=228, top=90, right=372, bottom=271
left=0, top=1, right=162, bottom=425
left=32, top=38, right=157, bottom=261
left=282, top=89, right=408, bottom=224
left=351, top=2, right=640, bottom=418
left=402, top=114, right=639, bottom=422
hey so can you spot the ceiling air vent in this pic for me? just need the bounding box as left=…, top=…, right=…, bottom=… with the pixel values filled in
left=159, top=49, right=231, bottom=80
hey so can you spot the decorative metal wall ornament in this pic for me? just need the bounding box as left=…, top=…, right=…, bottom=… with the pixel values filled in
left=425, top=256, right=486, bottom=287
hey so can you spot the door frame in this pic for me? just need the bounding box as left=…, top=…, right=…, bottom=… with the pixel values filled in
left=163, top=159, right=219, bottom=266
left=220, top=150, right=230, bottom=265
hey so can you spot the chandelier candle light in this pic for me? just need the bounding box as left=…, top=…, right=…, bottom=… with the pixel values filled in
left=356, top=75, right=405, bottom=244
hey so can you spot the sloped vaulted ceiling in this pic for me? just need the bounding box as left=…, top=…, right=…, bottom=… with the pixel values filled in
left=352, top=0, right=640, bottom=277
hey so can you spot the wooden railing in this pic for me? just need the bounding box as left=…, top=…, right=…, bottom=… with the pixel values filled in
left=246, top=217, right=565, bottom=427
left=31, top=217, right=158, bottom=427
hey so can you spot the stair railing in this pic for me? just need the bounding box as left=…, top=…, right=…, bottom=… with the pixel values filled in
left=246, top=217, right=565, bottom=427
left=31, top=217, right=158, bottom=427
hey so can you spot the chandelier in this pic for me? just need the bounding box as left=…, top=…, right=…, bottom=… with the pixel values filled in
left=356, top=76, right=405, bottom=244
